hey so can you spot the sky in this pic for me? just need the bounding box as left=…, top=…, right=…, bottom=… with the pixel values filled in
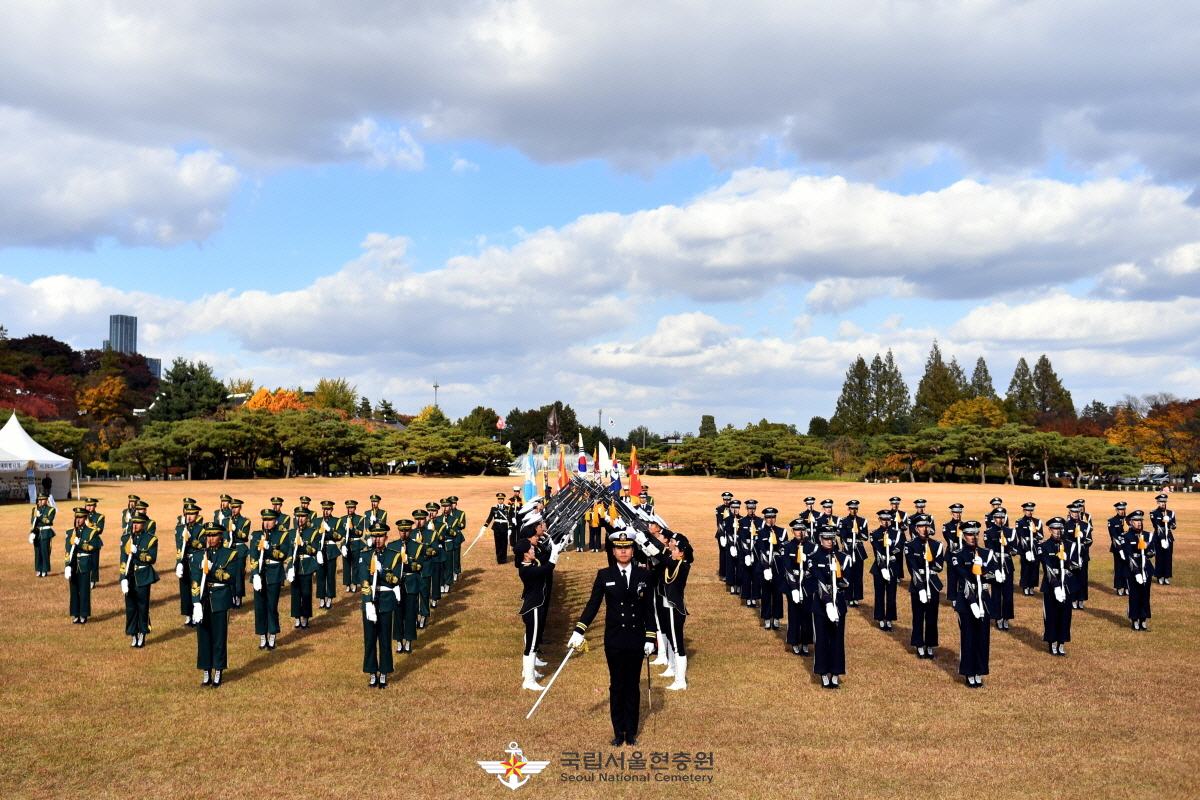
left=2, top=1, right=1200, bottom=436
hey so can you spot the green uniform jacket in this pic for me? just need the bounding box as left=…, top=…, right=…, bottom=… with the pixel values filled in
left=429, top=519, right=449, bottom=563
left=290, top=525, right=320, bottom=577
left=31, top=505, right=56, bottom=540
left=213, top=508, right=232, bottom=529
left=66, top=524, right=102, bottom=572
left=446, top=509, right=467, bottom=542
left=413, top=522, right=442, bottom=563
left=87, top=511, right=106, bottom=536
left=339, top=513, right=365, bottom=555
left=190, top=546, right=238, bottom=612
left=357, top=548, right=404, bottom=612
left=247, top=528, right=292, bottom=585
left=175, top=521, right=204, bottom=565
left=314, top=515, right=343, bottom=560
left=228, top=515, right=251, bottom=558
left=363, top=508, right=388, bottom=530
left=120, top=531, right=159, bottom=586
left=387, top=538, right=428, bottom=594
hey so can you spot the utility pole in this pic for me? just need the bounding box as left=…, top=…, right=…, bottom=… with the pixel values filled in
left=433, top=381, right=440, bottom=408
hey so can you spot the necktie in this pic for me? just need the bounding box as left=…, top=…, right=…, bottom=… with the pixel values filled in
left=622, top=568, right=629, bottom=589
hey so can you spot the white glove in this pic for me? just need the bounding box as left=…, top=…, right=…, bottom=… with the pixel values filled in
left=729, top=546, right=737, bottom=556
left=175, top=563, right=184, bottom=579
left=252, top=574, right=262, bottom=592
left=64, top=566, right=72, bottom=581
left=632, top=529, right=649, bottom=545
left=1135, top=573, right=1145, bottom=585
left=340, top=545, right=348, bottom=557
left=791, top=589, right=801, bottom=604
left=478, top=525, right=487, bottom=537
left=763, top=568, right=773, bottom=582
left=130, top=543, right=138, bottom=554
left=611, top=518, right=627, bottom=530
left=29, top=533, right=36, bottom=543
left=825, top=602, right=839, bottom=623
left=287, top=567, right=295, bottom=583
left=744, top=554, right=752, bottom=567
left=644, top=642, right=654, bottom=657
left=718, top=536, right=726, bottom=547
left=393, top=586, right=403, bottom=602
left=973, top=554, right=983, bottom=566
left=1161, top=539, right=1169, bottom=549
left=192, top=602, right=204, bottom=624
left=1024, top=551, right=1034, bottom=562
left=1054, top=586, right=1067, bottom=602
left=364, top=602, right=377, bottom=623
left=120, top=578, right=129, bottom=595
left=316, top=552, right=325, bottom=565
left=918, top=589, right=929, bottom=604
left=971, top=602, right=985, bottom=619
left=880, top=568, right=891, bottom=582
left=567, top=631, right=585, bottom=650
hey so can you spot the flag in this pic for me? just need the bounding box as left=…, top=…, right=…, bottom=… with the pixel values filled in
left=522, top=459, right=537, bottom=503
left=629, top=446, right=643, bottom=497
left=496, top=416, right=505, bottom=430
left=577, top=450, right=587, bottom=473
left=557, top=450, right=569, bottom=490
left=608, top=417, right=615, bottom=427
left=577, top=431, right=585, bottom=450
left=598, top=442, right=611, bottom=477
left=609, top=451, right=622, bottom=494
left=592, top=447, right=599, bottom=476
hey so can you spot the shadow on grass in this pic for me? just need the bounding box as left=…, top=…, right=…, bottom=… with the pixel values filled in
left=1081, top=603, right=1131, bottom=629
left=235, top=641, right=315, bottom=679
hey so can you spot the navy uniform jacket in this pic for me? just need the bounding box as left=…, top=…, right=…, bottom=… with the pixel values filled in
left=803, top=548, right=850, bottom=613
left=1039, top=538, right=1082, bottom=594
left=1149, top=508, right=1176, bottom=548
left=983, top=527, right=1018, bottom=575
left=869, top=525, right=903, bottom=579
left=1064, top=517, right=1093, bottom=561
left=486, top=504, right=511, bottom=533
left=797, top=508, right=821, bottom=537
left=753, top=524, right=788, bottom=588
left=574, top=565, right=657, bottom=650
left=737, top=514, right=764, bottom=558
left=190, top=545, right=238, bottom=612
left=518, top=560, right=555, bottom=615
left=838, top=515, right=869, bottom=560
left=781, top=536, right=816, bottom=594
left=950, top=545, right=999, bottom=614
left=942, top=519, right=964, bottom=552
left=1120, top=533, right=1156, bottom=582
left=1015, top=516, right=1043, bottom=558
left=655, top=558, right=690, bottom=616
left=1107, top=514, right=1128, bottom=552
left=905, top=537, right=945, bottom=594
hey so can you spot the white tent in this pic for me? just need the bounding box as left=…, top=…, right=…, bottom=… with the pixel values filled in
left=0, top=413, right=72, bottom=501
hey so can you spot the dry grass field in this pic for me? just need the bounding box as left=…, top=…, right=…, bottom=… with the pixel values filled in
left=2, top=475, right=1198, bottom=799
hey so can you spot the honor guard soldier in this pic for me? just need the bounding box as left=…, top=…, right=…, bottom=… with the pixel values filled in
left=444, top=496, right=467, bottom=585
left=358, top=522, right=400, bottom=688
left=30, top=493, right=56, bottom=577
left=943, top=503, right=965, bottom=602
left=363, top=494, right=387, bottom=531
left=120, top=494, right=139, bottom=534
left=1040, top=517, right=1082, bottom=655
left=1015, top=502, right=1043, bottom=595
left=838, top=500, right=869, bottom=607
left=214, top=494, right=233, bottom=529
left=815, top=498, right=839, bottom=533
left=908, top=499, right=932, bottom=537
left=721, top=498, right=742, bottom=592
left=1122, top=511, right=1155, bottom=630
left=85, top=497, right=105, bottom=588
left=637, top=488, right=654, bottom=515
left=905, top=515, right=945, bottom=660
left=410, top=509, right=437, bottom=627
left=798, top=497, right=821, bottom=540
left=389, top=520, right=425, bottom=655
left=713, top=492, right=734, bottom=579
left=1064, top=502, right=1093, bottom=609
left=287, top=509, right=319, bottom=628
left=248, top=510, right=288, bottom=650
left=65, top=507, right=100, bottom=624
left=314, top=501, right=342, bottom=609
left=134, top=500, right=157, bottom=535
left=339, top=500, right=365, bottom=592
left=950, top=521, right=999, bottom=688
left=486, top=492, right=513, bottom=564
left=190, top=523, right=236, bottom=687
left=567, top=530, right=658, bottom=747
left=120, top=512, right=158, bottom=648
left=226, top=500, right=251, bottom=608
left=426, top=501, right=449, bottom=602
left=1150, top=494, right=1175, bottom=584
left=737, top=500, right=764, bottom=605
left=293, top=496, right=314, bottom=522
left=783, top=519, right=816, bottom=655
left=175, top=497, right=197, bottom=527
left=517, top=535, right=566, bottom=690
left=869, top=510, right=902, bottom=631
left=806, top=524, right=851, bottom=689
left=1109, top=501, right=1130, bottom=594
left=588, top=499, right=617, bottom=553
left=754, top=508, right=787, bottom=630
left=267, top=497, right=291, bottom=531
left=984, top=508, right=1017, bottom=631
left=175, top=504, right=204, bottom=626
left=648, top=519, right=691, bottom=690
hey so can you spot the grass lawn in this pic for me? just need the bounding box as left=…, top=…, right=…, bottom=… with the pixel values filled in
left=2, top=476, right=1197, bottom=799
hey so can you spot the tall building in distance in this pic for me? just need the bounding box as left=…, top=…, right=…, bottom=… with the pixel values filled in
left=145, top=357, right=162, bottom=380
left=108, top=315, right=137, bottom=355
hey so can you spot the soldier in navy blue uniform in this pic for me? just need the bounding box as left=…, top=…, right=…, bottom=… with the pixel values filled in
left=1064, top=502, right=1093, bottom=609
left=815, top=498, right=838, bottom=534
left=984, top=507, right=1017, bottom=631
left=942, top=503, right=965, bottom=603
left=905, top=515, right=945, bottom=660
left=885, top=497, right=907, bottom=579
left=783, top=519, right=815, bottom=656
left=1150, top=494, right=1175, bottom=584
left=1040, top=517, right=1082, bottom=656
left=753, top=508, right=787, bottom=629
left=797, top=497, right=821, bottom=540
left=485, top=492, right=512, bottom=564
left=1122, top=510, right=1155, bottom=630
left=649, top=521, right=692, bottom=690
left=838, top=500, right=868, bottom=607
left=805, top=525, right=851, bottom=689
left=907, top=499, right=932, bottom=538
left=1015, top=502, right=1043, bottom=595
left=722, top=499, right=742, bottom=594
left=567, top=530, right=657, bottom=747
left=869, top=510, right=902, bottom=631
left=517, top=534, right=566, bottom=690
left=714, top=491, right=734, bottom=582
left=1108, top=501, right=1130, bottom=595
left=950, top=521, right=999, bottom=688
left=737, top=500, right=764, bottom=606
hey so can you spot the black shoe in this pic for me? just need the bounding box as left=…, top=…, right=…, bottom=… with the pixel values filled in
left=211, top=670, right=222, bottom=688
left=626, top=735, right=638, bottom=746
left=926, top=649, right=936, bottom=660
left=821, top=674, right=831, bottom=689
left=378, top=675, right=388, bottom=689
left=885, top=622, right=893, bottom=631
left=610, top=735, right=624, bottom=747
left=369, top=673, right=377, bottom=687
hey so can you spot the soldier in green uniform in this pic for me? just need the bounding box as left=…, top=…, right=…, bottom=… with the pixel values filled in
left=175, top=497, right=197, bottom=526
left=248, top=510, right=289, bottom=650
left=135, top=500, right=157, bottom=537
left=444, top=496, right=466, bottom=584
left=85, top=498, right=105, bottom=588
left=226, top=499, right=251, bottom=608
left=121, top=512, right=159, bottom=648
left=120, top=494, right=139, bottom=533
left=175, top=504, right=204, bottom=627
left=214, top=494, right=233, bottom=528
left=30, top=493, right=56, bottom=576
left=65, top=507, right=100, bottom=623
left=390, top=519, right=426, bottom=654
left=288, top=509, right=319, bottom=628
left=339, top=500, right=365, bottom=593
left=190, top=523, right=237, bottom=687
left=313, top=500, right=343, bottom=609
left=410, top=509, right=436, bottom=628
left=364, top=494, right=388, bottom=531
left=293, top=496, right=314, bottom=523
left=427, top=501, right=449, bottom=602
left=358, top=522, right=401, bottom=688
left=270, top=497, right=291, bottom=531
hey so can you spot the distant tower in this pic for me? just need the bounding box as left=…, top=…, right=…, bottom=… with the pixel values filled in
left=109, top=315, right=137, bottom=355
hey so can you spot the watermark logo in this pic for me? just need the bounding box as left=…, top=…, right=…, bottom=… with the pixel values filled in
left=478, top=741, right=550, bottom=791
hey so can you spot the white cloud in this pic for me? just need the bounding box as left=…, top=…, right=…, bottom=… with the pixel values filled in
left=339, top=118, right=424, bottom=170
left=451, top=157, right=479, bottom=173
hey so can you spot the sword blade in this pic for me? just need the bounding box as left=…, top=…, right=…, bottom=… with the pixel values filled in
left=525, top=648, right=575, bottom=719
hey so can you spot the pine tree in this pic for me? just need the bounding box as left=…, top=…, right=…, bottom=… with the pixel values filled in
left=912, top=341, right=963, bottom=428
left=698, top=415, right=718, bottom=439
left=830, top=356, right=872, bottom=437
left=870, top=349, right=912, bottom=434
left=1004, top=358, right=1038, bottom=424
left=1032, top=355, right=1076, bottom=420
left=968, top=357, right=998, bottom=401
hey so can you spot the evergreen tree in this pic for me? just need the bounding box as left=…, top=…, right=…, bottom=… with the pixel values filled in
left=968, top=357, right=998, bottom=401
left=912, top=341, right=963, bottom=428
left=375, top=399, right=397, bottom=423
left=830, top=356, right=872, bottom=437
left=870, top=349, right=911, bottom=434
left=147, top=358, right=228, bottom=422
left=1032, top=355, right=1076, bottom=420
left=1003, top=358, right=1038, bottom=424
left=948, top=357, right=969, bottom=397
left=807, top=416, right=830, bottom=438
left=698, top=415, right=718, bottom=439
left=356, top=397, right=373, bottom=419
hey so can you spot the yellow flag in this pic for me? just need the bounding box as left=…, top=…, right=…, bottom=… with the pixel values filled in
left=770, top=531, right=777, bottom=546
left=925, top=542, right=933, bottom=563
left=370, top=554, right=377, bottom=573
left=883, top=534, right=890, bottom=548
left=972, top=560, right=982, bottom=576
left=203, top=554, right=210, bottom=574
left=834, top=557, right=842, bottom=579
left=1137, top=534, right=1146, bottom=550
left=401, top=549, right=408, bottom=564
left=1057, top=544, right=1065, bottom=561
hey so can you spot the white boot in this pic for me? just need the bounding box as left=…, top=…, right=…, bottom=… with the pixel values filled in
left=651, top=632, right=669, bottom=665
left=658, top=638, right=676, bottom=678
left=521, top=654, right=543, bottom=691
left=667, top=655, right=688, bottom=690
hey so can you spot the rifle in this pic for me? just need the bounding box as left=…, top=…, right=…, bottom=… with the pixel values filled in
left=64, top=524, right=82, bottom=581
left=364, top=548, right=382, bottom=623
left=195, top=547, right=211, bottom=623
left=121, top=529, right=138, bottom=594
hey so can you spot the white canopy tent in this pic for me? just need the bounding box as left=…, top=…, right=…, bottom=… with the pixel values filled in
left=0, top=413, right=73, bottom=501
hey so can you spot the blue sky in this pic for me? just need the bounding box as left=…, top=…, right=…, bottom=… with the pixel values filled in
left=2, top=2, right=1200, bottom=435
